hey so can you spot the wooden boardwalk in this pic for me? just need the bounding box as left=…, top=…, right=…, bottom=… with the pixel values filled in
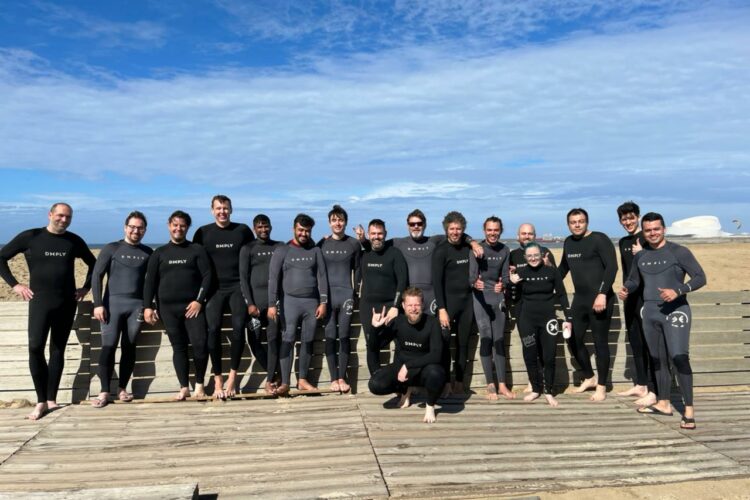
left=0, top=390, right=749, bottom=498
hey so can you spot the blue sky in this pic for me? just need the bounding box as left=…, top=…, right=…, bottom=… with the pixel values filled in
left=1, top=0, right=748, bottom=244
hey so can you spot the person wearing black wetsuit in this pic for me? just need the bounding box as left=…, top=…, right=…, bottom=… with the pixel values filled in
left=469, top=216, right=513, bottom=400
left=267, top=214, right=328, bottom=395
left=508, top=223, right=558, bottom=395
left=318, top=205, right=361, bottom=393
left=510, top=243, right=572, bottom=407
left=368, top=287, right=445, bottom=423
left=620, top=213, right=706, bottom=430
left=0, top=203, right=95, bottom=420
left=143, top=210, right=212, bottom=401
left=359, top=219, right=408, bottom=376
left=615, top=201, right=655, bottom=403
left=90, top=211, right=153, bottom=407
left=239, top=214, right=283, bottom=394
left=193, top=195, right=256, bottom=399
left=432, top=211, right=474, bottom=395
left=558, top=208, right=618, bottom=401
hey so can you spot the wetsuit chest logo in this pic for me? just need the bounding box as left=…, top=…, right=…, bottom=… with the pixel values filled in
left=403, top=340, right=423, bottom=348
left=455, top=259, right=469, bottom=265
left=367, top=263, right=383, bottom=268
left=215, top=243, right=234, bottom=249
left=44, top=251, right=67, bottom=257
left=567, top=253, right=582, bottom=259
left=168, top=259, right=188, bottom=264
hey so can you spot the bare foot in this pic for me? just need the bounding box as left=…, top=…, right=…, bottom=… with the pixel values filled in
left=46, top=400, right=61, bottom=411
left=399, top=387, right=413, bottom=408
left=297, top=379, right=317, bottom=391
left=264, top=380, right=277, bottom=395
left=635, top=391, right=657, bottom=407
left=486, top=383, right=499, bottom=401
left=545, top=394, right=559, bottom=407
left=523, top=392, right=540, bottom=402
left=523, top=383, right=533, bottom=393
left=330, top=380, right=341, bottom=392
left=212, top=375, right=225, bottom=399
left=574, top=376, right=597, bottom=393
left=194, top=383, right=207, bottom=399
left=453, top=381, right=465, bottom=395
left=423, top=404, right=436, bottom=423
left=118, top=389, right=134, bottom=402
left=590, top=385, right=607, bottom=402
left=175, top=387, right=190, bottom=401
left=275, top=383, right=290, bottom=396
left=617, top=384, right=648, bottom=397
left=337, top=379, right=351, bottom=393
left=225, top=372, right=238, bottom=398
left=27, top=403, right=48, bottom=420
left=441, top=383, right=452, bottom=399
left=498, top=383, right=516, bottom=400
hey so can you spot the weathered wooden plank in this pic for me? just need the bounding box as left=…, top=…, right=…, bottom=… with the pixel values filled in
left=0, top=483, right=199, bottom=500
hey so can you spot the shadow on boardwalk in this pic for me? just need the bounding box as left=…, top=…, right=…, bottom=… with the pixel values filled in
left=1, top=390, right=749, bottom=498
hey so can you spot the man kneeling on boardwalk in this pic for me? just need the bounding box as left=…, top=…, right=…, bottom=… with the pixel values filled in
left=368, top=287, right=445, bottom=423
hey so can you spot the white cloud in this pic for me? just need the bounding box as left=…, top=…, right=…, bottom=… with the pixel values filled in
left=1, top=5, right=748, bottom=238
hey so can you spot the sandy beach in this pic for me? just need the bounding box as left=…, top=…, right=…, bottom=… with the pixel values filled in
left=0, top=240, right=747, bottom=301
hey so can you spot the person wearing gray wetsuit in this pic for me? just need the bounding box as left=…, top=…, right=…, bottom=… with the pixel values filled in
left=469, top=216, right=512, bottom=399
left=268, top=214, right=328, bottom=395
left=90, top=211, right=152, bottom=406
left=620, top=212, right=705, bottom=429
left=239, top=214, right=283, bottom=393
left=318, top=205, right=361, bottom=392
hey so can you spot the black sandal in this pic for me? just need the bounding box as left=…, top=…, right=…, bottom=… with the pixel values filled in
left=680, top=417, right=696, bottom=430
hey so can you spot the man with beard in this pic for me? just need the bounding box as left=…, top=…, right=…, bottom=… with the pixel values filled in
left=359, top=219, right=408, bottom=376
left=267, top=214, right=328, bottom=395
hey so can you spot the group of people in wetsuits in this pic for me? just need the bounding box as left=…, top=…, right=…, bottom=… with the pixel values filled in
left=0, top=198, right=705, bottom=428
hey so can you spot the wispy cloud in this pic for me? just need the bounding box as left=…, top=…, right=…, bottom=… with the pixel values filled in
left=25, top=1, right=167, bottom=48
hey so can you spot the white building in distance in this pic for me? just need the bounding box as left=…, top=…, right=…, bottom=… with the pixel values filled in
left=666, top=216, right=732, bottom=237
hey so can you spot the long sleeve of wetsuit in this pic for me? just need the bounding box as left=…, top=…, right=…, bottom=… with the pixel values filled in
left=352, top=243, right=362, bottom=289
left=315, top=247, right=329, bottom=304
left=71, top=234, right=96, bottom=290
left=595, top=233, right=618, bottom=294
left=501, top=252, right=510, bottom=288
left=557, top=247, right=569, bottom=281
left=91, top=243, right=116, bottom=307
left=194, top=245, right=212, bottom=303
left=623, top=252, right=643, bottom=293
left=267, top=245, right=288, bottom=305
left=142, top=249, right=161, bottom=308
left=553, top=268, right=573, bottom=320
left=393, top=248, right=408, bottom=307
left=239, top=244, right=254, bottom=306
left=674, top=245, right=707, bottom=295
left=432, top=244, right=449, bottom=310
left=0, top=230, right=32, bottom=287
left=468, top=253, right=479, bottom=285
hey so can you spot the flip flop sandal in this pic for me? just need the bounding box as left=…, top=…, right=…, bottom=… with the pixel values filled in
left=680, top=417, right=697, bottom=430
left=637, top=405, right=673, bottom=416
